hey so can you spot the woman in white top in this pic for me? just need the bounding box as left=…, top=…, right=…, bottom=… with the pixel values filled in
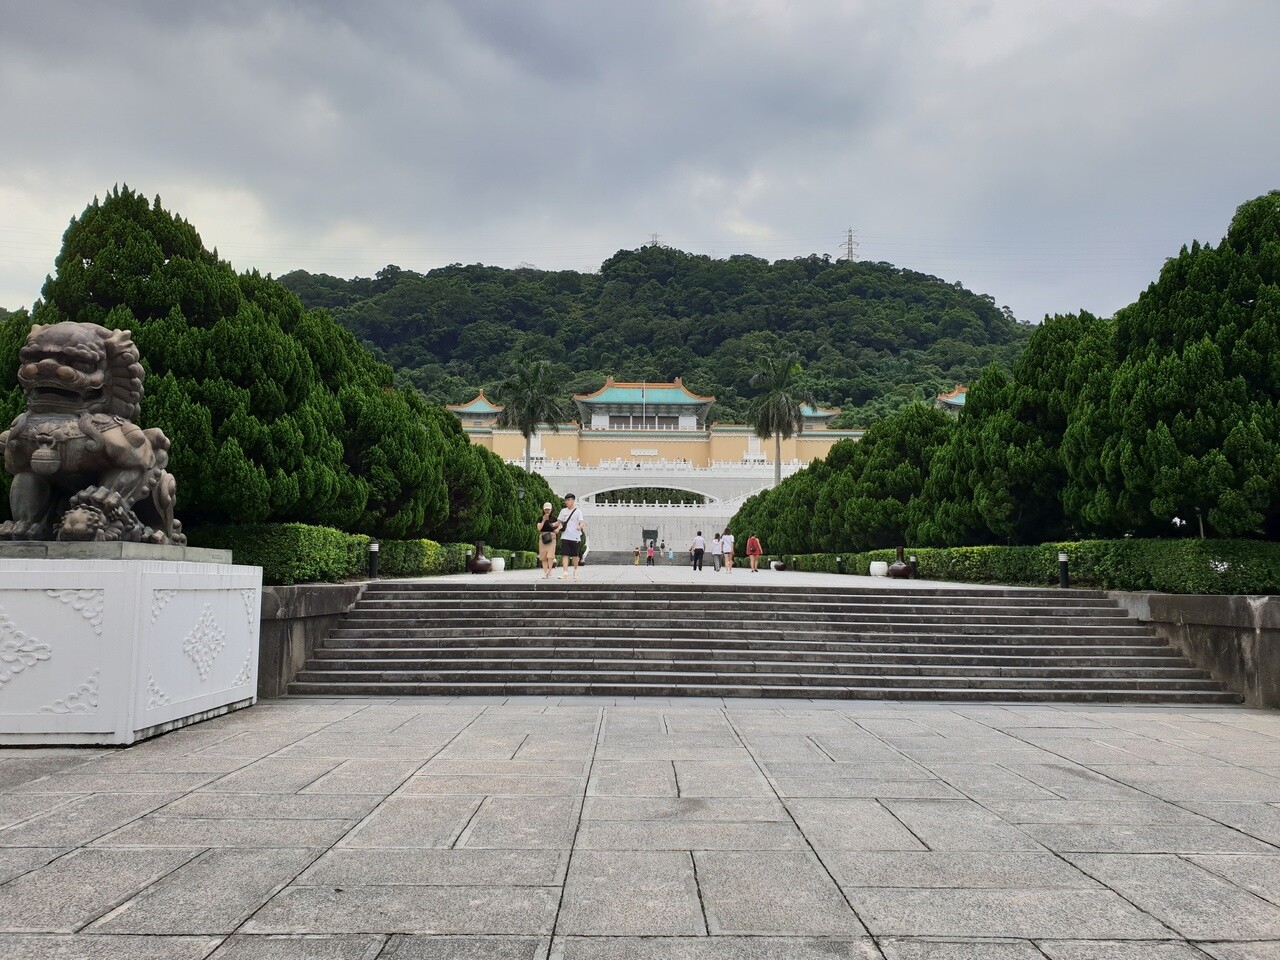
left=710, top=533, right=724, bottom=572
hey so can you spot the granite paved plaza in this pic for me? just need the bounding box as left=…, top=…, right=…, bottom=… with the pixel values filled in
left=2, top=697, right=1280, bottom=959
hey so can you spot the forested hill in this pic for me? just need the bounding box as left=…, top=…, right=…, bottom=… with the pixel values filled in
left=280, top=245, right=1031, bottom=425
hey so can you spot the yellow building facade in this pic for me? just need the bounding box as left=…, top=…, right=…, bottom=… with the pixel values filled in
left=447, top=378, right=862, bottom=469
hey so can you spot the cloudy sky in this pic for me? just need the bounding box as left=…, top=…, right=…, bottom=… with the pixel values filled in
left=2, top=0, right=1277, bottom=323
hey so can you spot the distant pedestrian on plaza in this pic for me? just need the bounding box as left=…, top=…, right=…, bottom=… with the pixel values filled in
left=536, top=502, right=558, bottom=579
left=646, top=542, right=655, bottom=566
left=711, top=532, right=724, bottom=572
left=691, top=531, right=706, bottom=571
left=746, top=534, right=763, bottom=572
left=721, top=530, right=735, bottom=572
left=557, top=493, right=585, bottom=580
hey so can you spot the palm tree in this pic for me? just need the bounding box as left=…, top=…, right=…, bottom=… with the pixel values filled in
left=750, top=353, right=816, bottom=487
left=494, top=359, right=570, bottom=473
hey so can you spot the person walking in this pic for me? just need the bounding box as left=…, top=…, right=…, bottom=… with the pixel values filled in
left=746, top=533, right=763, bottom=572
left=536, top=502, right=558, bottom=579
left=721, top=530, right=735, bottom=572
left=691, top=531, right=706, bottom=571
left=646, top=542, right=655, bottom=566
left=557, top=493, right=585, bottom=580
left=710, top=533, right=724, bottom=572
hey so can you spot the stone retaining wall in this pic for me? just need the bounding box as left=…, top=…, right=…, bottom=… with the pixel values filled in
left=1110, top=592, right=1280, bottom=708
left=259, top=583, right=365, bottom=698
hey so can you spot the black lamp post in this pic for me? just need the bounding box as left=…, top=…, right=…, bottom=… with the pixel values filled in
left=368, top=540, right=379, bottom=580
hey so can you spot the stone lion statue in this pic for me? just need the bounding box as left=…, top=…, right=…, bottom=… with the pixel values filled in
left=0, top=322, right=185, bottom=544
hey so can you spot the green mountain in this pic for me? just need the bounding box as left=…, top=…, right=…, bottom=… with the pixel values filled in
left=279, top=246, right=1031, bottom=425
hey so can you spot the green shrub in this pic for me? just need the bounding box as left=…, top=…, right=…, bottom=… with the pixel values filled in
left=784, top=539, right=1280, bottom=595
left=190, top=524, right=368, bottom=585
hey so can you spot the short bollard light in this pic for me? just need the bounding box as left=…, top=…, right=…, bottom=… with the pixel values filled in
left=836, top=556, right=844, bottom=575
left=368, top=540, right=380, bottom=580
left=1058, top=551, right=1069, bottom=589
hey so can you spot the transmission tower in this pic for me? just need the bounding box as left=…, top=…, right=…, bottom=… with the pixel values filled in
left=840, top=228, right=859, bottom=262
left=646, top=233, right=662, bottom=248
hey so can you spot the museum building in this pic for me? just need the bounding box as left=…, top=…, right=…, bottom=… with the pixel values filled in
left=447, top=377, right=863, bottom=468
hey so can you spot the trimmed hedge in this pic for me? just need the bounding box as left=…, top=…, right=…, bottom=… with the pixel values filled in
left=191, top=523, right=538, bottom=585
left=782, top=539, right=1280, bottom=595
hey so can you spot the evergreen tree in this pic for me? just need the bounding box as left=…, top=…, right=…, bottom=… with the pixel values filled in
left=749, top=353, right=816, bottom=487
left=493, top=359, right=570, bottom=473
left=1064, top=192, right=1280, bottom=538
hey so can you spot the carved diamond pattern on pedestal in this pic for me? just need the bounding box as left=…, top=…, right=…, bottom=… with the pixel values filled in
left=146, top=672, right=170, bottom=709
left=40, top=670, right=100, bottom=714
left=46, top=589, right=105, bottom=636
left=150, top=589, right=178, bottom=624
left=240, top=589, right=257, bottom=632
left=231, top=650, right=253, bottom=687
left=183, top=604, right=226, bottom=682
left=0, top=604, right=52, bottom=689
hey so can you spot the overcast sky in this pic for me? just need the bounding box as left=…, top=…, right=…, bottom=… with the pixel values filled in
left=2, top=0, right=1277, bottom=324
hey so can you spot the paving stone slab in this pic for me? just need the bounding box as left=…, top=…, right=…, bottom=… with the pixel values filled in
left=0, top=795, right=82, bottom=830
left=557, top=850, right=704, bottom=935
left=208, top=934, right=387, bottom=959
left=162, top=793, right=380, bottom=820
left=383, top=936, right=548, bottom=959
left=0, top=793, right=181, bottom=847
left=95, top=816, right=355, bottom=848
left=576, top=820, right=807, bottom=851
left=1024, top=823, right=1276, bottom=854
left=1189, top=855, right=1280, bottom=906
left=878, top=939, right=1048, bottom=959
left=694, top=849, right=864, bottom=936
left=0, top=847, right=68, bottom=884
left=205, top=758, right=345, bottom=793
left=582, top=797, right=787, bottom=822
left=672, top=761, right=774, bottom=797
left=846, top=888, right=1174, bottom=939
left=0, top=847, right=199, bottom=932
left=1037, top=940, right=1211, bottom=959
left=457, top=797, right=580, bottom=849
left=91, top=847, right=319, bottom=934
left=11, top=772, right=222, bottom=794
left=300, top=760, right=425, bottom=795
left=882, top=799, right=1044, bottom=851
left=916, top=764, right=1058, bottom=800
left=0, top=934, right=222, bottom=959
left=1179, top=803, right=1280, bottom=845
left=401, top=775, right=585, bottom=796
left=242, top=885, right=560, bottom=935
left=985, top=800, right=1214, bottom=825
left=587, top=761, right=678, bottom=797
left=549, top=936, right=881, bottom=959
left=298, top=848, right=568, bottom=886
left=785, top=798, right=926, bottom=851
left=1069, top=853, right=1280, bottom=940
left=772, top=776, right=965, bottom=799
left=1197, top=943, right=1280, bottom=960
left=341, top=797, right=481, bottom=848
left=825, top=851, right=1098, bottom=890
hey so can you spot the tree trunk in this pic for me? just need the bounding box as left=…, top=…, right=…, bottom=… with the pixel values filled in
left=524, top=433, right=532, bottom=474
left=774, top=432, right=782, bottom=488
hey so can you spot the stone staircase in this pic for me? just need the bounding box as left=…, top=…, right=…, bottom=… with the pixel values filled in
left=288, top=580, right=1240, bottom=703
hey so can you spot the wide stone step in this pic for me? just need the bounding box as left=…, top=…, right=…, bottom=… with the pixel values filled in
left=299, top=657, right=1210, bottom=682
left=322, top=634, right=1170, bottom=654
left=331, top=622, right=1158, bottom=642
left=285, top=679, right=1241, bottom=704
left=357, top=595, right=1123, bottom=613
left=362, top=584, right=1112, bottom=602
left=312, top=645, right=1189, bottom=667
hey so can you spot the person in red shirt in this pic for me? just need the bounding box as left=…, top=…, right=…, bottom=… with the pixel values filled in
left=745, top=534, right=764, bottom=572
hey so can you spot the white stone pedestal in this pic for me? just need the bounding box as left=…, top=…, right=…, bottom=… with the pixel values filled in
left=0, top=557, right=263, bottom=745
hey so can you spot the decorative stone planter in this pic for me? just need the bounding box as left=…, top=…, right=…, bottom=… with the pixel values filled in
left=869, top=561, right=890, bottom=577
left=0, top=545, right=262, bottom=745
left=490, top=557, right=506, bottom=573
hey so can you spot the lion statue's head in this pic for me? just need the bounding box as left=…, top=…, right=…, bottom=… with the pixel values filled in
left=17, top=322, right=145, bottom=420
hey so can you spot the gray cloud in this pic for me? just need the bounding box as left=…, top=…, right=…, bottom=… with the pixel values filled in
left=1, top=0, right=1277, bottom=325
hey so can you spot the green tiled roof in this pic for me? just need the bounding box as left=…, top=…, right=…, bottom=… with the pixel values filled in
left=448, top=392, right=503, bottom=414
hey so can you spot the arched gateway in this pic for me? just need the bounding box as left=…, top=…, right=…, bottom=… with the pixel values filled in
left=449, top=378, right=863, bottom=551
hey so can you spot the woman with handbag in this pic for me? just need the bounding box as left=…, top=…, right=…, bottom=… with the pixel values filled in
left=536, top=502, right=559, bottom=579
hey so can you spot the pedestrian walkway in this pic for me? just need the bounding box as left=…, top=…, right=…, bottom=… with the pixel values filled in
left=0, top=696, right=1277, bottom=957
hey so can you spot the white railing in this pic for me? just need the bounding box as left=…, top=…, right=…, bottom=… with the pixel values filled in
left=516, top=457, right=802, bottom=472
